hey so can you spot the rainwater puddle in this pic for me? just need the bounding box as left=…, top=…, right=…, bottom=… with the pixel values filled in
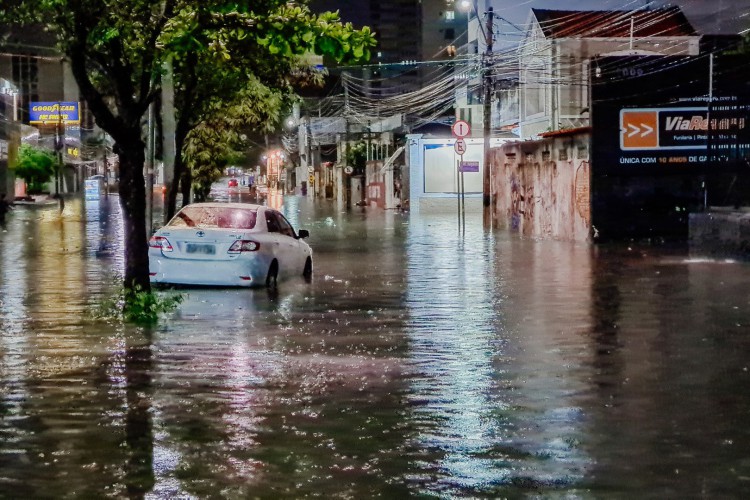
left=1, top=195, right=749, bottom=497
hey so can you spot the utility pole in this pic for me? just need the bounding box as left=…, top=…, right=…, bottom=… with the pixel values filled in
left=145, top=102, right=155, bottom=238
left=306, top=117, right=313, bottom=197
left=482, top=6, right=494, bottom=227
left=162, top=56, right=176, bottom=225
left=56, top=104, right=63, bottom=196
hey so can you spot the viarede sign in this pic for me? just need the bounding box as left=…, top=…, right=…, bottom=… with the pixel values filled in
left=592, top=55, right=750, bottom=175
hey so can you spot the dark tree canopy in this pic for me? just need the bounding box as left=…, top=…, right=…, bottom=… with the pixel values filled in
left=1, top=0, right=375, bottom=293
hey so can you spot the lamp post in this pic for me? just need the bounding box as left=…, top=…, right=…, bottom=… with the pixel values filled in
left=55, top=103, right=64, bottom=196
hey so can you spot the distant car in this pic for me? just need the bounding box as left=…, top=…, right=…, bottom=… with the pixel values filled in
left=149, top=202, right=312, bottom=287
left=228, top=178, right=239, bottom=188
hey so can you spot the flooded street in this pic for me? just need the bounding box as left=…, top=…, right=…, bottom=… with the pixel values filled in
left=1, top=189, right=750, bottom=498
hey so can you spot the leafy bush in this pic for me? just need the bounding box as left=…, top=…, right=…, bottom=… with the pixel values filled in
left=15, top=144, right=57, bottom=193
left=94, top=283, right=183, bottom=325
left=345, top=141, right=367, bottom=175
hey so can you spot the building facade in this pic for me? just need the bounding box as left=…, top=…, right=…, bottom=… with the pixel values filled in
left=518, top=7, right=700, bottom=138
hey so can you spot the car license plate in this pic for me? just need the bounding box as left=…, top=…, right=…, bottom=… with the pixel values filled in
left=186, top=243, right=215, bottom=255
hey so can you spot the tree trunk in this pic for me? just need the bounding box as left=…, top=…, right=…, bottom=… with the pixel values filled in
left=180, top=166, right=192, bottom=206
left=117, top=144, right=151, bottom=293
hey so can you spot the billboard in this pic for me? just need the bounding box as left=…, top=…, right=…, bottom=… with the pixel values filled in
left=591, top=55, right=750, bottom=175
left=29, top=102, right=80, bottom=125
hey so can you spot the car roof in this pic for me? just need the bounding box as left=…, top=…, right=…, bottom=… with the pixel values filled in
left=180, top=202, right=265, bottom=211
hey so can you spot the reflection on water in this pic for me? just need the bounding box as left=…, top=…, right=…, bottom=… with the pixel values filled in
left=1, top=194, right=750, bottom=497
left=404, top=216, right=593, bottom=495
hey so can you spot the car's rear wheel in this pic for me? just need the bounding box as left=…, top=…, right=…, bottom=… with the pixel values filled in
left=303, top=257, right=313, bottom=282
left=266, top=260, right=278, bottom=289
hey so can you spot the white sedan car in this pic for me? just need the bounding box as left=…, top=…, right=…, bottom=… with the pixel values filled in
left=149, top=202, right=312, bottom=287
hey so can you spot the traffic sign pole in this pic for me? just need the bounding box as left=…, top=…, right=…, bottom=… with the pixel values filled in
left=452, top=120, right=471, bottom=138
left=454, top=138, right=467, bottom=155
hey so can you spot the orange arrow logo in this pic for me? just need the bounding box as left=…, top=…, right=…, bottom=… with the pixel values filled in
left=621, top=110, right=658, bottom=149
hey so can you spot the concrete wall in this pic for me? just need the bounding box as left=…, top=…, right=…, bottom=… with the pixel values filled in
left=366, top=159, right=400, bottom=209
left=689, top=209, right=750, bottom=260
left=491, top=131, right=592, bottom=241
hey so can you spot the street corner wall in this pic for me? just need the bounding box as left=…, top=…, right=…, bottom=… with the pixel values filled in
left=366, top=159, right=386, bottom=208
left=491, top=136, right=591, bottom=241
left=689, top=209, right=750, bottom=261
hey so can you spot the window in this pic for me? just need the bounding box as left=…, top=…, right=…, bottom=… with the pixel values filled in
left=12, top=55, right=38, bottom=123
left=169, top=206, right=258, bottom=229
left=275, top=213, right=297, bottom=238
left=444, top=28, right=455, bottom=40
left=523, top=64, right=545, bottom=118
left=265, top=212, right=280, bottom=233
left=445, top=11, right=455, bottom=21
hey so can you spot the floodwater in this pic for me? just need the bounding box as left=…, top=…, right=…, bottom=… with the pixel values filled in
left=1, top=187, right=749, bottom=498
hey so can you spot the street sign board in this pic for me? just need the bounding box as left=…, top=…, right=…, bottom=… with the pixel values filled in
left=29, top=102, right=80, bottom=125
left=452, top=120, right=470, bottom=138
left=460, top=160, right=479, bottom=172
left=454, top=138, right=467, bottom=155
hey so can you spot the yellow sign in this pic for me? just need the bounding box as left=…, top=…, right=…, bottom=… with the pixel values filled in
left=308, top=175, right=315, bottom=184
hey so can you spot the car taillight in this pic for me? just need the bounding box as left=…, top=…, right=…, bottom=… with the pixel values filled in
left=228, top=240, right=260, bottom=253
left=148, top=236, right=173, bottom=252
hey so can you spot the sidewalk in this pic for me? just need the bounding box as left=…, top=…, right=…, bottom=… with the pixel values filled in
left=13, top=194, right=63, bottom=206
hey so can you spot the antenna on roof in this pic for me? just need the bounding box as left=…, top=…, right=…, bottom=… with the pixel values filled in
left=630, top=16, right=634, bottom=50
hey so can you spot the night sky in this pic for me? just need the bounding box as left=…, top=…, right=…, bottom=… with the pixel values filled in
left=310, top=0, right=749, bottom=36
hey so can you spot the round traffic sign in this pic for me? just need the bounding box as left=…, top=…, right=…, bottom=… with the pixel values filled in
left=452, top=120, right=470, bottom=138
left=454, top=138, right=467, bottom=155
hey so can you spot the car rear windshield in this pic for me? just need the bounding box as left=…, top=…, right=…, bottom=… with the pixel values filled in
left=168, top=206, right=257, bottom=230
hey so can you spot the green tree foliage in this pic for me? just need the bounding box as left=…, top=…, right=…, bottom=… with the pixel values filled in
left=345, top=141, right=368, bottom=175
left=165, top=4, right=373, bottom=215
left=15, top=144, right=56, bottom=193
left=183, top=76, right=286, bottom=201
left=1, top=1, right=375, bottom=295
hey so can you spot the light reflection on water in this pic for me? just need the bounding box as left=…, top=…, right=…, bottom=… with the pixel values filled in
left=0, top=194, right=750, bottom=497
left=404, top=213, right=592, bottom=495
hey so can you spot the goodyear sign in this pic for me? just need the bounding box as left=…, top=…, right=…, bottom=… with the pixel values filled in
left=29, top=102, right=80, bottom=125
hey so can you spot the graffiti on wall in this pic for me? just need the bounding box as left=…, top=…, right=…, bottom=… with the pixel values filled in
left=575, top=161, right=590, bottom=226
left=492, top=136, right=592, bottom=242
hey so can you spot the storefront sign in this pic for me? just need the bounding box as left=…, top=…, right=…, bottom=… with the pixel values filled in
left=29, top=102, right=80, bottom=124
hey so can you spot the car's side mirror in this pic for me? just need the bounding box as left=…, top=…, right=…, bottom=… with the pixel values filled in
left=298, top=229, right=310, bottom=239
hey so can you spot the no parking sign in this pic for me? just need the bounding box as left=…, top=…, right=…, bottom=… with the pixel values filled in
left=454, top=138, right=467, bottom=155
